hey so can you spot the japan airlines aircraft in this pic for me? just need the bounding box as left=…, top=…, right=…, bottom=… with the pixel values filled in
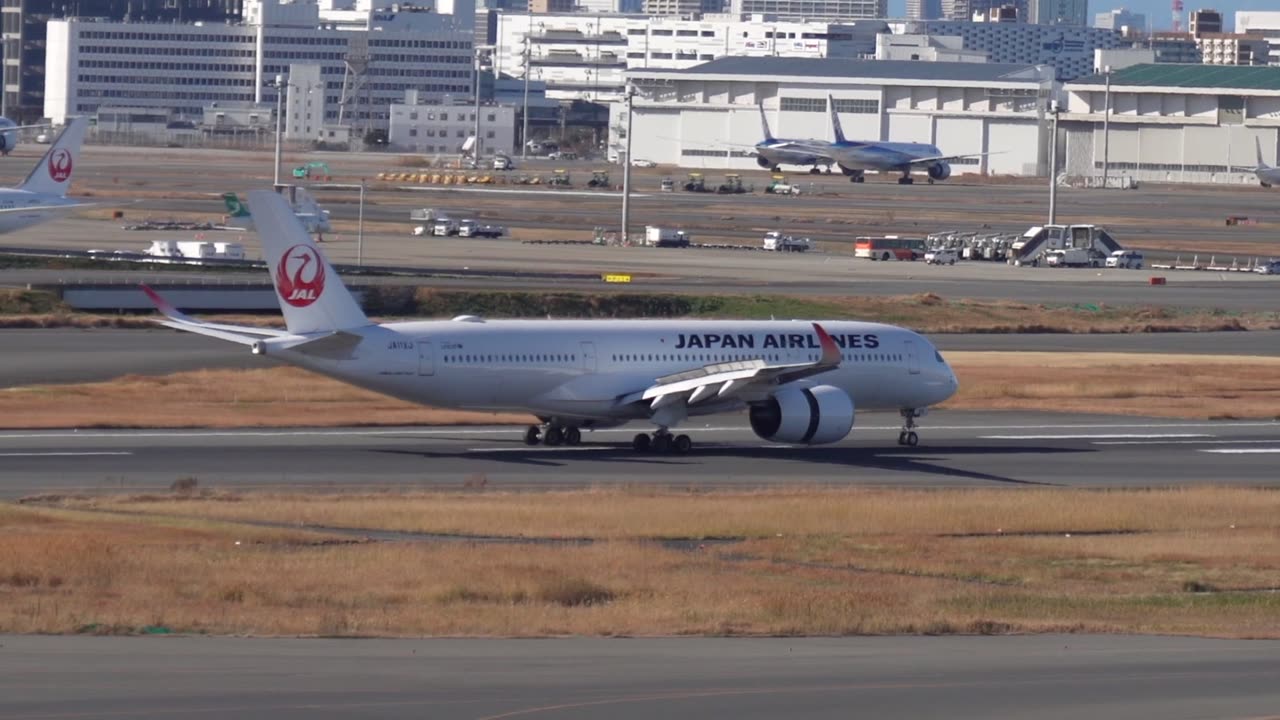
left=220, top=188, right=332, bottom=235
left=144, top=190, right=958, bottom=452
left=0, top=117, right=89, bottom=234
left=1250, top=137, right=1280, bottom=188
left=824, top=95, right=992, bottom=185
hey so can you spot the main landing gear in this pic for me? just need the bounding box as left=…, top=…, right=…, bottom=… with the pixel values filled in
left=897, top=408, right=922, bottom=447
left=897, top=171, right=914, bottom=185
left=524, top=423, right=582, bottom=447
left=632, top=430, right=693, bottom=454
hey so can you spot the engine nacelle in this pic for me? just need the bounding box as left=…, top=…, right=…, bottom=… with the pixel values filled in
left=749, top=385, right=854, bottom=445
left=756, top=156, right=773, bottom=169
left=927, top=162, right=951, bottom=182
left=0, top=118, right=16, bottom=154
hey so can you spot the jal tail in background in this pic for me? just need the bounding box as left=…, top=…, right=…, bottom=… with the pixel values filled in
left=827, top=95, right=847, bottom=145
left=19, top=117, right=88, bottom=197
left=223, top=192, right=251, bottom=218
left=1256, top=137, right=1271, bottom=171
left=757, top=104, right=775, bottom=142
left=246, top=188, right=368, bottom=335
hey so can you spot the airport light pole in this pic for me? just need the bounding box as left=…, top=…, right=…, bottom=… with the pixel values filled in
left=620, top=84, right=634, bottom=245
left=1048, top=99, right=1060, bottom=226
left=473, top=45, right=494, bottom=165
left=357, top=178, right=366, bottom=267
left=271, top=74, right=285, bottom=187
left=1101, top=65, right=1112, bottom=189
left=521, top=10, right=532, bottom=160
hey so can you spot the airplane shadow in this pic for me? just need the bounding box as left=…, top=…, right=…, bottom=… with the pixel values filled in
left=374, top=442, right=1090, bottom=486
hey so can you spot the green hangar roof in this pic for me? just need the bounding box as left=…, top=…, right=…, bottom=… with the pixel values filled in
left=1072, top=64, right=1280, bottom=91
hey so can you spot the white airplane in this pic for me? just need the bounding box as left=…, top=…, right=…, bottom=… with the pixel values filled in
left=143, top=190, right=958, bottom=452
left=0, top=117, right=52, bottom=156
left=0, top=117, right=89, bottom=234
left=1250, top=137, right=1280, bottom=188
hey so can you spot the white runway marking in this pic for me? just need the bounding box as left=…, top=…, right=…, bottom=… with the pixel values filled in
left=1095, top=439, right=1280, bottom=446
left=0, top=451, right=132, bottom=457
left=468, top=446, right=608, bottom=453
left=982, top=434, right=1212, bottom=440
left=1199, top=448, right=1280, bottom=454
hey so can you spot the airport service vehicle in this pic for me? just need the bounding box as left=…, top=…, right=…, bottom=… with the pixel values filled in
left=410, top=208, right=441, bottom=223
left=143, top=240, right=246, bottom=261
left=855, top=236, right=925, bottom=261
left=1254, top=260, right=1280, bottom=275
left=1046, top=248, right=1104, bottom=268
left=925, top=248, right=958, bottom=265
left=632, top=158, right=656, bottom=168
left=457, top=219, right=506, bottom=238
left=222, top=188, right=331, bottom=235
left=1105, top=250, right=1144, bottom=269
left=0, top=117, right=89, bottom=234
left=145, top=190, right=958, bottom=452
left=431, top=217, right=458, bottom=236
left=762, top=231, right=811, bottom=252
left=493, top=156, right=513, bottom=171
left=292, top=162, right=331, bottom=181
left=765, top=176, right=801, bottom=195
left=645, top=225, right=690, bottom=248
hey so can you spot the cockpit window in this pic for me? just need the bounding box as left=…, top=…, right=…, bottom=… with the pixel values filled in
left=935, top=351, right=946, bottom=363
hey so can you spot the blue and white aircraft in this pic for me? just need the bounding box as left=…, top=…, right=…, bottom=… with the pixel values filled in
left=823, top=95, right=992, bottom=185
left=751, top=105, right=838, bottom=174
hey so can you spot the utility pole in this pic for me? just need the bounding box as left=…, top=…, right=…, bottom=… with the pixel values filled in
left=1101, top=66, right=1111, bottom=189
left=272, top=74, right=285, bottom=187
left=473, top=49, right=482, bottom=164
left=620, top=84, right=634, bottom=245
left=1048, top=100, right=1060, bottom=225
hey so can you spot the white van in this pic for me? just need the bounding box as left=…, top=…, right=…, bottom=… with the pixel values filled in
left=1105, top=250, right=1144, bottom=269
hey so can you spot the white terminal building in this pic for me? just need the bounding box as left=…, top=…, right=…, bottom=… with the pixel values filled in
left=43, top=0, right=477, bottom=134
left=1060, top=63, right=1280, bottom=185
left=618, top=56, right=1054, bottom=176
left=493, top=12, right=889, bottom=102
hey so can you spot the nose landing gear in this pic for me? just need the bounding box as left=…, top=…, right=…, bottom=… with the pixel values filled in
left=897, top=409, right=924, bottom=447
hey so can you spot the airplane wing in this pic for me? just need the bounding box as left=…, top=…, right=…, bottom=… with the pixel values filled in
left=140, top=284, right=289, bottom=346
left=904, top=150, right=1005, bottom=166
left=1, top=123, right=51, bottom=131
left=616, top=322, right=841, bottom=410
left=0, top=202, right=103, bottom=215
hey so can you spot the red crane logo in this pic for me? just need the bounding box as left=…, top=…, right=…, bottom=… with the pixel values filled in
left=275, top=244, right=326, bottom=307
left=48, top=149, right=73, bottom=183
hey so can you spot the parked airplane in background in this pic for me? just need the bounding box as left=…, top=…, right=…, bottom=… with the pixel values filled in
left=824, top=95, right=993, bottom=185
left=1251, top=138, right=1280, bottom=188
left=221, top=187, right=332, bottom=235
left=751, top=105, right=837, bottom=174
left=0, top=117, right=89, bottom=234
left=0, top=118, right=52, bottom=156
left=145, top=190, right=958, bottom=453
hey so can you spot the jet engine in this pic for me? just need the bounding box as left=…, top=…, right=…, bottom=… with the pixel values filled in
left=748, top=385, right=854, bottom=445
left=927, top=162, right=952, bottom=182
left=0, top=118, right=17, bottom=155
left=756, top=156, right=773, bottom=169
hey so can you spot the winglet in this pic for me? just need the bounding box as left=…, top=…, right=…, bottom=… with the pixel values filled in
left=813, top=322, right=840, bottom=366
left=140, top=283, right=188, bottom=322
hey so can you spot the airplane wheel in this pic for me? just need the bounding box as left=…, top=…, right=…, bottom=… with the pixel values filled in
left=854, top=175, right=865, bottom=183
left=673, top=434, right=692, bottom=454
left=897, top=432, right=907, bottom=446
left=564, top=426, right=582, bottom=446
left=632, top=433, right=651, bottom=452
left=524, top=426, right=541, bottom=446
left=544, top=427, right=564, bottom=446
left=652, top=434, right=673, bottom=453
left=809, top=167, right=821, bottom=175
left=906, top=432, right=919, bottom=447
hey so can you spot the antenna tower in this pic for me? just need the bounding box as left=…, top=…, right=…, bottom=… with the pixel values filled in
left=1171, top=0, right=1184, bottom=32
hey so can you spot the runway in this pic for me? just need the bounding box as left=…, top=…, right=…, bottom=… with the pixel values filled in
left=3, top=634, right=1279, bottom=720
left=3, top=328, right=1277, bottom=387
left=2, top=411, right=1278, bottom=497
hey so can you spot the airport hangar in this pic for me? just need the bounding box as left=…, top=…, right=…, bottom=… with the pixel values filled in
left=615, top=56, right=1055, bottom=177
left=1061, top=64, right=1280, bottom=186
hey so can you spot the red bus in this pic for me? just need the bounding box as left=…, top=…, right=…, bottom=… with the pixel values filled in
left=854, top=236, right=926, bottom=261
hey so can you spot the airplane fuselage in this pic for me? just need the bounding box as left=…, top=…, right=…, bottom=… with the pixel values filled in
left=1257, top=167, right=1280, bottom=187
left=271, top=319, right=958, bottom=425
left=755, top=140, right=835, bottom=169
left=0, top=191, right=80, bottom=234
left=831, top=141, right=943, bottom=172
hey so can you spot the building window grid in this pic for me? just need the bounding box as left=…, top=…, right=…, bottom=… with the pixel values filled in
left=780, top=96, right=826, bottom=112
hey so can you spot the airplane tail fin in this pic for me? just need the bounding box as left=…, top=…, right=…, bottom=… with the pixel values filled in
left=247, top=189, right=369, bottom=334
left=827, top=95, right=847, bottom=145
left=1256, top=137, right=1269, bottom=170
left=19, top=116, right=88, bottom=197
left=758, top=104, right=775, bottom=142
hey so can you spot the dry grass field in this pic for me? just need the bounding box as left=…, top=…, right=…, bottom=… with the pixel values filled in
left=4, top=487, right=1279, bottom=638
left=2, top=352, right=1276, bottom=429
